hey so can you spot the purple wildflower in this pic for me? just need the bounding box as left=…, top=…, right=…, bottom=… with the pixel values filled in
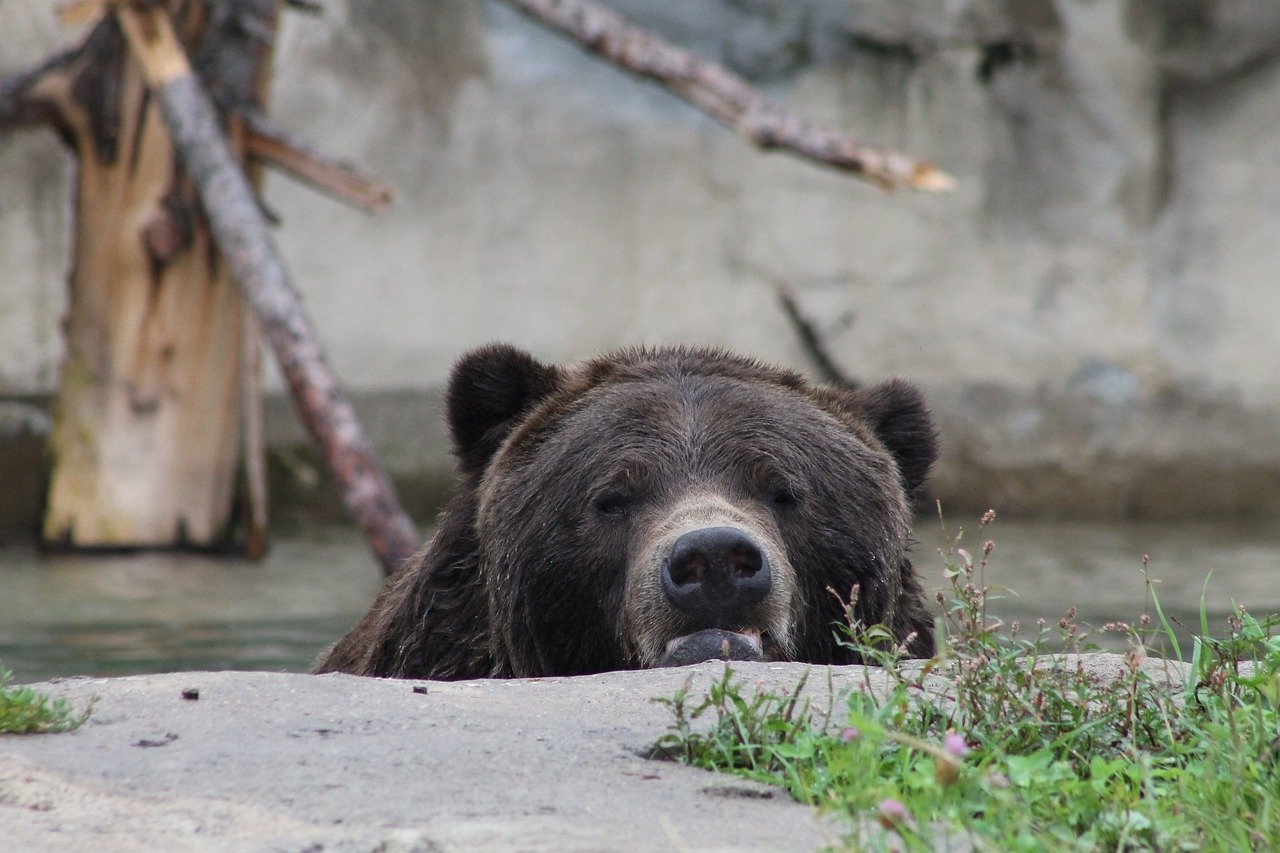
left=876, top=797, right=910, bottom=830
left=944, top=731, right=970, bottom=758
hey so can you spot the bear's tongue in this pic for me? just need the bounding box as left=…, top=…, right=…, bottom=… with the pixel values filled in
left=657, top=628, right=763, bottom=667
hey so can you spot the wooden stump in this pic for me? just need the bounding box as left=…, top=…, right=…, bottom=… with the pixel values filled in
left=5, top=2, right=418, bottom=571
left=36, top=4, right=279, bottom=549
left=43, top=100, right=246, bottom=546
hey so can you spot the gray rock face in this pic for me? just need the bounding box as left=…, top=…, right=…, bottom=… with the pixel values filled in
left=2, top=0, right=1279, bottom=521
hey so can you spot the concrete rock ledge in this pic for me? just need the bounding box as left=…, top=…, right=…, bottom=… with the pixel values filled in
left=0, top=656, right=1178, bottom=851
left=1, top=665, right=851, bottom=852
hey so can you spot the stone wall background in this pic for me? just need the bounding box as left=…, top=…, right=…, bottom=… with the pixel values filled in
left=3, top=0, right=1280, bottom=531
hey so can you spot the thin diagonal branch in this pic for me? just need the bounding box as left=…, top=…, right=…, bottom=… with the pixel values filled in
left=775, top=286, right=856, bottom=388
left=241, top=109, right=393, bottom=213
left=497, top=0, right=953, bottom=192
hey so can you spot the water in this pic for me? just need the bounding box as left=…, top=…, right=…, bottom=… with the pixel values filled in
left=1, top=521, right=1277, bottom=684
left=0, top=529, right=382, bottom=683
left=919, top=519, right=1280, bottom=654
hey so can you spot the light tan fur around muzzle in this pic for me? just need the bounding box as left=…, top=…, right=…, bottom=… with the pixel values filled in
left=622, top=493, right=799, bottom=667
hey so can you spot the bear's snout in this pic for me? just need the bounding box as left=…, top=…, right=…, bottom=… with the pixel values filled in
left=662, top=526, right=771, bottom=620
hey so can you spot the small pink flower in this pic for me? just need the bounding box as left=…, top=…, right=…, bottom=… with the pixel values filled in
left=943, top=731, right=970, bottom=758
left=840, top=726, right=859, bottom=743
left=876, top=797, right=910, bottom=830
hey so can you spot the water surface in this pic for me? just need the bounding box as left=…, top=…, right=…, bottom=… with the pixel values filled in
left=1, top=521, right=1276, bottom=683
left=0, top=529, right=381, bottom=683
left=918, top=518, right=1279, bottom=654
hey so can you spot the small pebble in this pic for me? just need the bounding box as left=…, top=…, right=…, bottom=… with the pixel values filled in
left=181, top=688, right=199, bottom=701
left=412, top=685, right=429, bottom=695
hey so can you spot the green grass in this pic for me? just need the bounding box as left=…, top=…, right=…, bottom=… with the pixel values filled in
left=654, top=511, right=1280, bottom=851
left=0, top=667, right=91, bottom=734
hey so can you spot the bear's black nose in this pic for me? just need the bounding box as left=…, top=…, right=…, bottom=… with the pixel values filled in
left=662, top=526, right=771, bottom=620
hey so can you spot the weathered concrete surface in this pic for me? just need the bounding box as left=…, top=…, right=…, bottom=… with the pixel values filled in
left=1, top=665, right=849, bottom=851
left=0, top=656, right=1187, bottom=850
left=4, top=0, right=1280, bottom=522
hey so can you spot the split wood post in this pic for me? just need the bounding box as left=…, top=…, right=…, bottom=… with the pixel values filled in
left=116, top=4, right=420, bottom=574
left=34, top=3, right=284, bottom=550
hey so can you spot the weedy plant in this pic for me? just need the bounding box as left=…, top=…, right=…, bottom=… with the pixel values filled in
left=0, top=666, right=92, bottom=734
left=653, top=510, right=1280, bottom=851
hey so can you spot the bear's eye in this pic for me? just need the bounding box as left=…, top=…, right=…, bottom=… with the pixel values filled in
left=593, top=490, right=632, bottom=518
left=767, top=484, right=803, bottom=509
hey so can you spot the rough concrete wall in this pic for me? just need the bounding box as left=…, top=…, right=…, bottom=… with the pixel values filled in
left=3, top=0, right=1280, bottom=526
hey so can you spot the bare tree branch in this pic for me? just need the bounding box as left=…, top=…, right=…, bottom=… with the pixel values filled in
left=118, top=5, right=421, bottom=575
left=774, top=286, right=856, bottom=388
left=241, top=109, right=393, bottom=213
left=243, top=315, right=270, bottom=561
left=497, top=0, right=953, bottom=192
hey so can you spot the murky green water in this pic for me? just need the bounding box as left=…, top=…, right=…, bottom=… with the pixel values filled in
left=0, top=529, right=382, bottom=683
left=918, top=518, right=1280, bottom=654
left=1, top=521, right=1277, bottom=684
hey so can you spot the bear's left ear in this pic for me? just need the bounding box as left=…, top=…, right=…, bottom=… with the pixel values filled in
left=447, top=344, right=563, bottom=475
left=853, top=380, right=939, bottom=498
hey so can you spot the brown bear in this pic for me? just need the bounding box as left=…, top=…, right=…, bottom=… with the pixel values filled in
left=316, top=344, right=938, bottom=679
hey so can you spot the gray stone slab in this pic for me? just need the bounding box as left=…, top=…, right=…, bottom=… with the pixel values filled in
left=1, top=664, right=865, bottom=851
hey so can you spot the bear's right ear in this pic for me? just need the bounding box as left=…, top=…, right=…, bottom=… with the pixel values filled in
left=446, top=344, right=563, bottom=474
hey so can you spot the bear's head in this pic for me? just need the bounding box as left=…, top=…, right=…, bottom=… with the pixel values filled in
left=448, top=344, right=938, bottom=676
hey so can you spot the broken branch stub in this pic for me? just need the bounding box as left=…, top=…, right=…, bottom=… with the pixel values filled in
left=498, top=0, right=953, bottom=192
left=118, top=5, right=420, bottom=574
left=241, top=110, right=393, bottom=213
